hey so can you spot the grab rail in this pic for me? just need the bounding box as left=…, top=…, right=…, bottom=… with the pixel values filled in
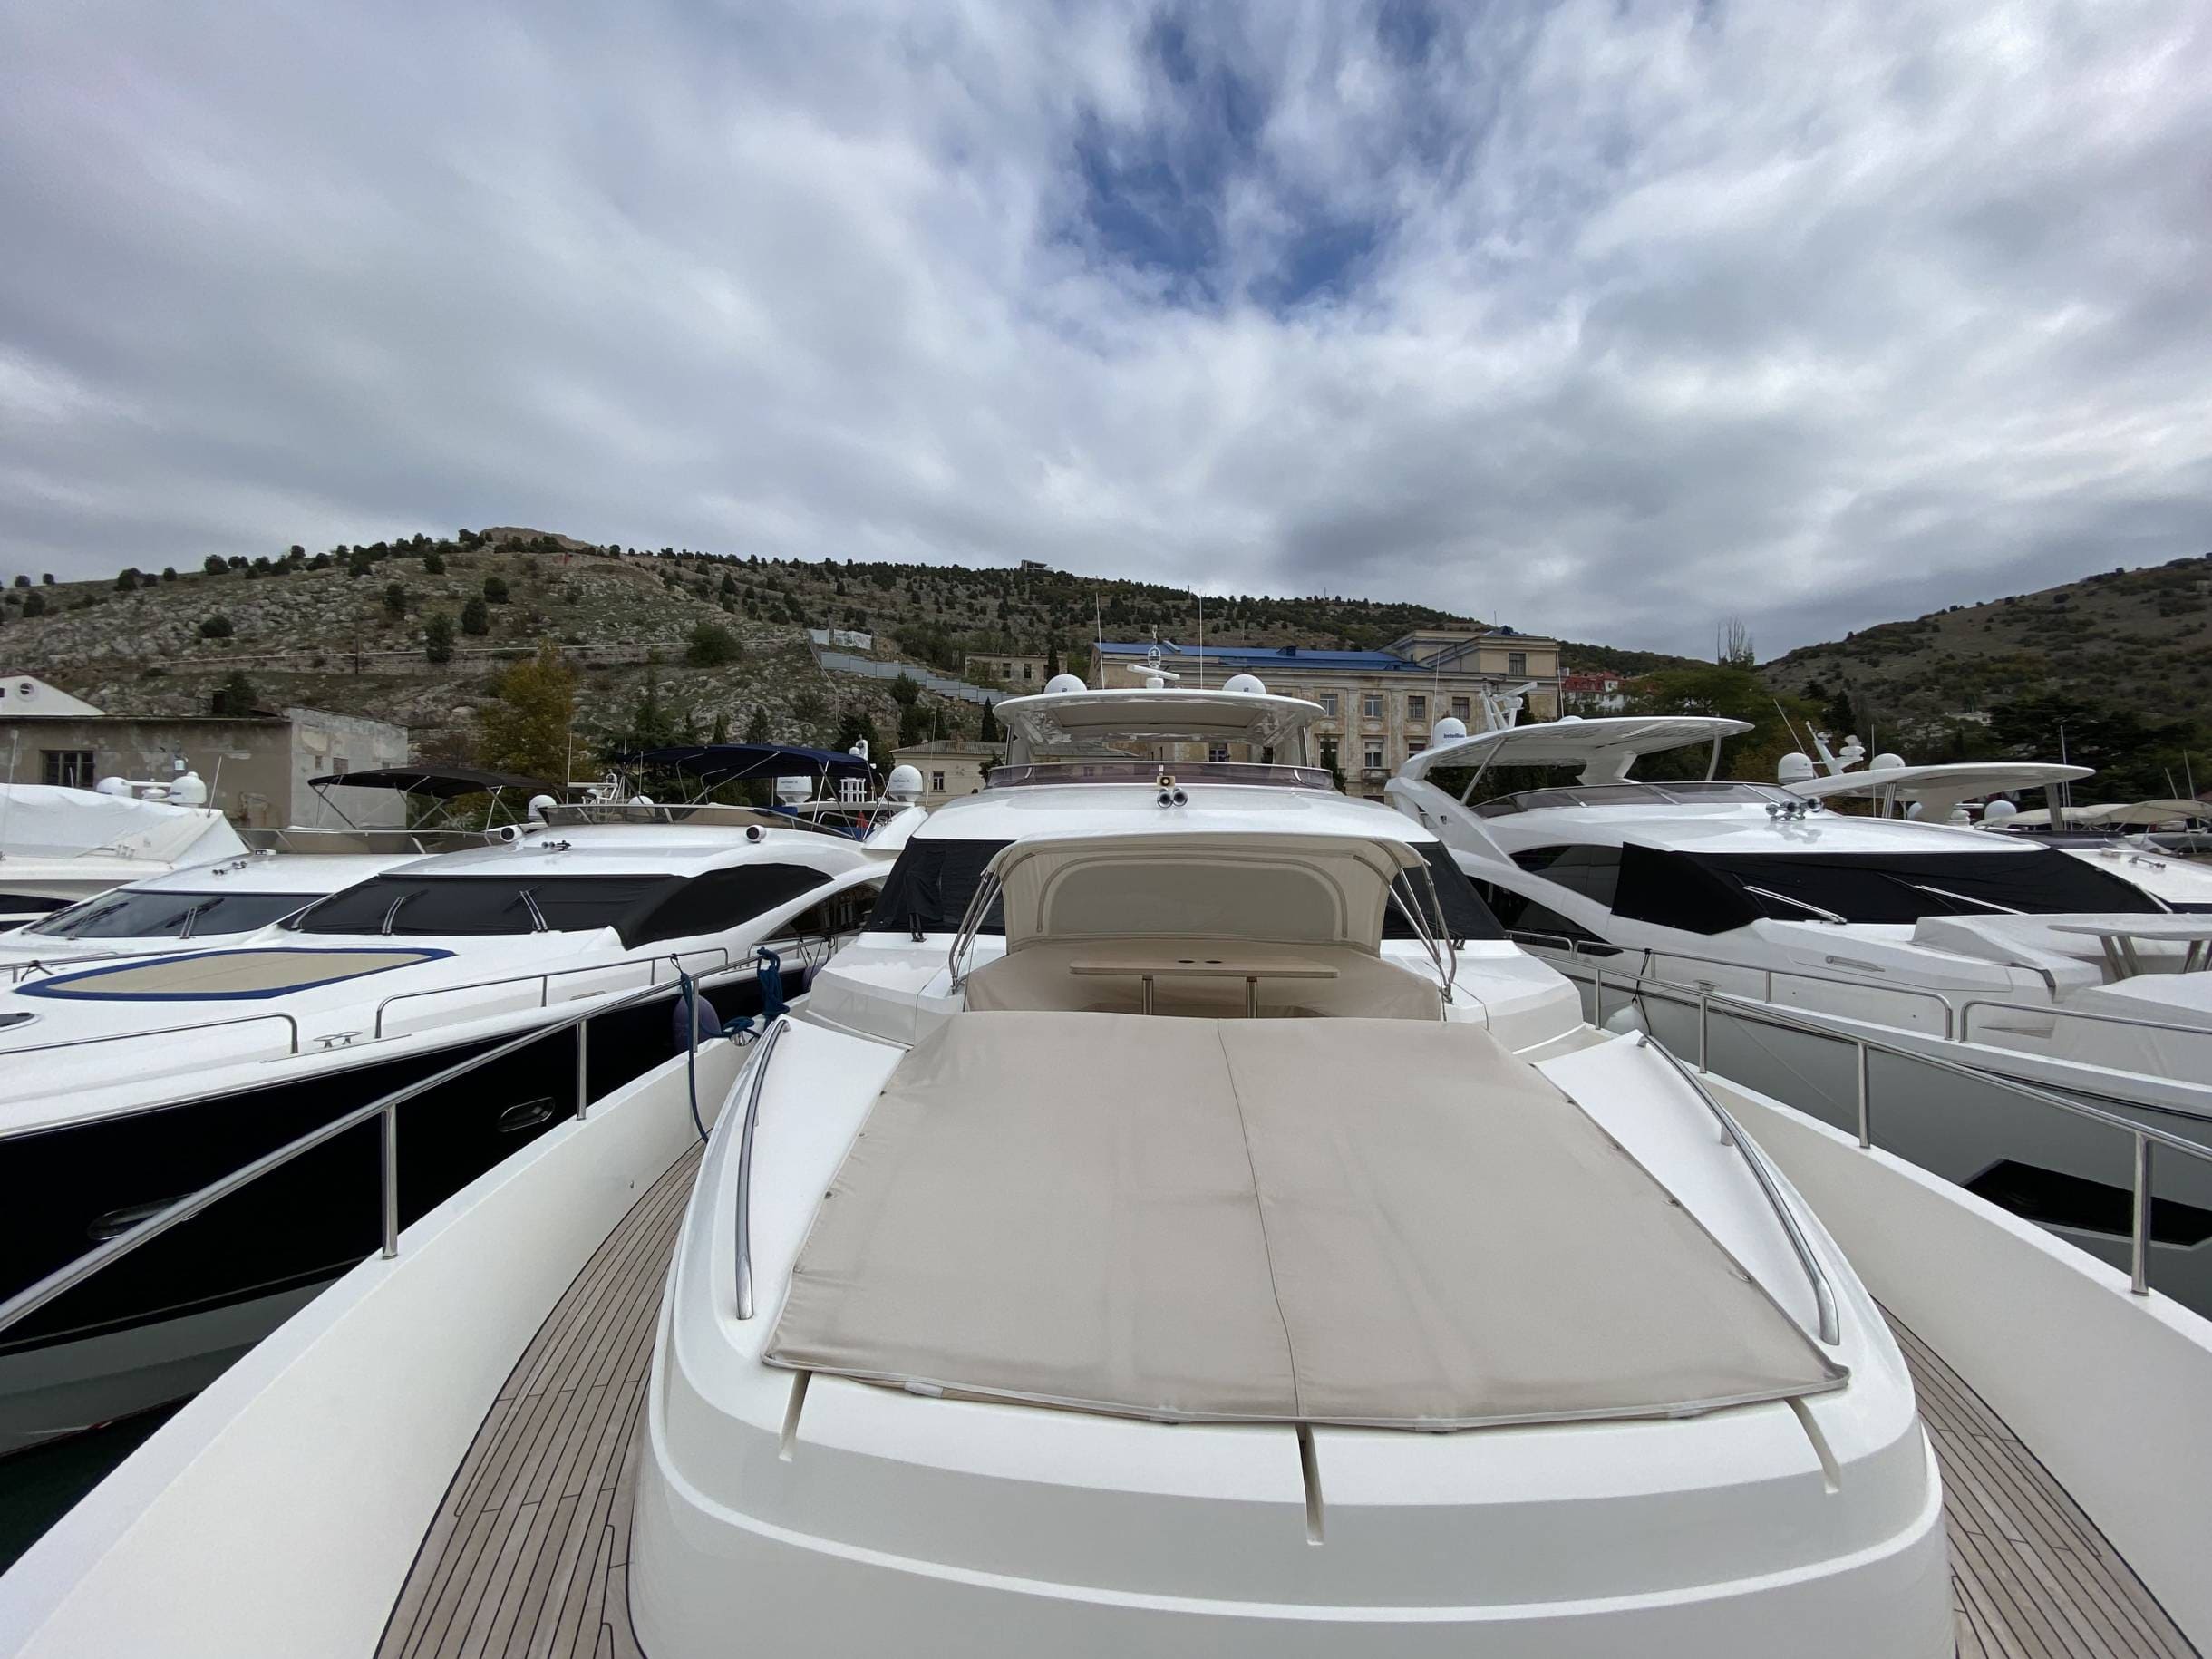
left=1573, top=960, right=2212, bottom=1298
left=373, top=948, right=732, bottom=1037
left=732, top=1016, right=791, bottom=1320
left=1636, top=1031, right=1841, bottom=1344
left=0, top=978, right=684, bottom=1343
left=1958, top=998, right=2212, bottom=1050
left=1, top=1009, right=302, bottom=1062
left=945, top=870, right=1003, bottom=994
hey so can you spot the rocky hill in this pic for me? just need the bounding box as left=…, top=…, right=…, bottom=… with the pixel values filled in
left=0, top=529, right=1609, bottom=774
left=1761, top=553, right=2212, bottom=750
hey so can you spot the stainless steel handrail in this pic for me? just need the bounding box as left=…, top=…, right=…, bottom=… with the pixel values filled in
left=0, top=979, right=684, bottom=1342
left=372, top=948, right=733, bottom=1037
left=1511, top=931, right=1965, bottom=1038
left=945, top=871, right=1003, bottom=994
left=1958, top=997, right=2212, bottom=1051
left=1386, top=874, right=1455, bottom=1011
left=2, top=1010, right=303, bottom=1062
left=1575, top=959, right=2212, bottom=1297
left=1634, top=1031, right=1841, bottom=1344
left=732, top=1015, right=791, bottom=1321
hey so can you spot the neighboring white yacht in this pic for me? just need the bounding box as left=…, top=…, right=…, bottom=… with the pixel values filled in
left=1389, top=714, right=2212, bottom=1312
left=9, top=684, right=2212, bottom=1659
left=0, top=782, right=247, bottom=925
left=0, top=808, right=892, bottom=1455
left=0, top=852, right=412, bottom=974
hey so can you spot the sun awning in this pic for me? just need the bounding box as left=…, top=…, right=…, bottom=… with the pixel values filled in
left=310, top=766, right=553, bottom=799
left=765, top=1012, right=1844, bottom=1431
left=991, top=688, right=1322, bottom=756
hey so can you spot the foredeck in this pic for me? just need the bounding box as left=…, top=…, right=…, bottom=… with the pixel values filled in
left=377, top=1150, right=2196, bottom=1659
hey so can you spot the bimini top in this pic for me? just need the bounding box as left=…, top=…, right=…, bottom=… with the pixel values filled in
left=1788, top=762, right=2090, bottom=821
left=310, top=765, right=554, bottom=799
left=984, top=830, right=1425, bottom=953
left=1401, top=715, right=1751, bottom=786
left=625, top=742, right=872, bottom=790
left=991, top=687, right=1323, bottom=759
left=765, top=1012, right=1843, bottom=1431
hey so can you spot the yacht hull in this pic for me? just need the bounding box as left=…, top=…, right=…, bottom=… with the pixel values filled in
left=0, top=970, right=796, bottom=1457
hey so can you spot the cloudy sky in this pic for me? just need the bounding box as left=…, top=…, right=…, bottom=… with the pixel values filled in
left=2, top=1, right=2207, bottom=655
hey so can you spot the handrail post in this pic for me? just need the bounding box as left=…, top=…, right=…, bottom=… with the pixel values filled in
left=380, top=1104, right=400, bottom=1260
left=2131, top=1133, right=2153, bottom=1296
left=1696, top=987, right=1709, bottom=1072
left=1856, top=1043, right=1872, bottom=1149
left=575, top=1019, right=589, bottom=1121
left=1592, top=965, right=1606, bottom=1028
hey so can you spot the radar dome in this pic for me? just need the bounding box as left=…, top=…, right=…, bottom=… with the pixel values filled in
left=1219, top=673, right=1266, bottom=695
left=95, top=776, right=132, bottom=797
left=169, top=771, right=208, bottom=806
left=1043, top=673, right=1086, bottom=694
left=885, top=764, right=924, bottom=804
left=1431, top=715, right=1468, bottom=742
left=773, top=776, right=812, bottom=805
left=1871, top=752, right=1906, bottom=773
left=1777, top=752, right=1816, bottom=784
left=1982, top=799, right=2019, bottom=825
left=527, top=793, right=557, bottom=822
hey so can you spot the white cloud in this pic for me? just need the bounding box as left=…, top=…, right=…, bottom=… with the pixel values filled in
left=0, top=0, right=2206, bottom=654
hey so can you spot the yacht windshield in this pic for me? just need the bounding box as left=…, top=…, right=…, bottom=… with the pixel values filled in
left=27, top=889, right=311, bottom=940
left=290, top=866, right=830, bottom=944
left=1612, top=846, right=2163, bottom=932
left=1475, top=781, right=1788, bottom=816
left=867, top=839, right=1503, bottom=941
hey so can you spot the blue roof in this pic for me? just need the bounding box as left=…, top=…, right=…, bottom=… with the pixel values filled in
left=1097, top=641, right=1431, bottom=673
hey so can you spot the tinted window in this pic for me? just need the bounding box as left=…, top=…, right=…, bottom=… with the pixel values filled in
left=295, top=875, right=672, bottom=938
left=626, top=864, right=831, bottom=945
left=28, top=889, right=310, bottom=940
left=1382, top=846, right=1505, bottom=942
left=1510, top=844, right=1621, bottom=908
left=867, top=839, right=1013, bottom=936
left=1609, top=844, right=2161, bottom=934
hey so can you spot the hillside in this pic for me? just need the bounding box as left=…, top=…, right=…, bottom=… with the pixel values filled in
left=0, top=529, right=1536, bottom=775
left=1762, top=554, right=2212, bottom=751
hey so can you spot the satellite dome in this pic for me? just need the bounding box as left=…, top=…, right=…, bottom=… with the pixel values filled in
left=1043, top=673, right=1086, bottom=694
left=169, top=771, right=208, bottom=806
left=773, top=776, right=812, bottom=805
left=885, top=764, right=924, bottom=804
left=95, top=776, right=132, bottom=797
left=1777, top=752, right=1816, bottom=784
left=1982, top=798, right=2019, bottom=825
left=1431, top=715, right=1468, bottom=742
left=1871, top=752, right=1906, bottom=773
left=1219, top=673, right=1266, bottom=695
left=527, top=793, right=557, bottom=822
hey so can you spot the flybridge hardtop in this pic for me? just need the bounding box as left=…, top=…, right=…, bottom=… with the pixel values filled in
left=1788, top=760, right=2091, bottom=810
left=1400, top=713, right=1753, bottom=785
left=990, top=679, right=1325, bottom=762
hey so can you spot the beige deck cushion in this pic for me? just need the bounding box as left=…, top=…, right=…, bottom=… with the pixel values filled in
left=961, top=939, right=1441, bottom=1020
left=25, top=947, right=441, bottom=997
left=766, top=1012, right=1843, bottom=1429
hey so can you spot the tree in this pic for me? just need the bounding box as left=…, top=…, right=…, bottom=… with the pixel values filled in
left=482, top=575, right=510, bottom=604
left=1627, top=664, right=1817, bottom=781
left=115, top=568, right=141, bottom=591
left=21, top=591, right=45, bottom=617
left=423, top=612, right=455, bottom=663
left=1714, top=616, right=1756, bottom=668
left=10, top=574, right=26, bottom=588
left=423, top=549, right=446, bottom=575
left=40, top=573, right=54, bottom=585
left=717, top=571, right=738, bottom=600
left=978, top=699, right=1001, bottom=743
left=209, top=670, right=258, bottom=717
left=199, top=613, right=234, bottom=639
left=684, top=621, right=741, bottom=667
left=624, top=661, right=685, bottom=752
left=160, top=567, right=178, bottom=582
left=478, top=642, right=576, bottom=781
left=888, top=673, right=920, bottom=708
left=383, top=581, right=408, bottom=620
left=743, top=705, right=771, bottom=743
left=710, top=711, right=731, bottom=744
left=288, top=545, right=306, bottom=560
left=897, top=702, right=930, bottom=749
left=460, top=597, right=490, bottom=635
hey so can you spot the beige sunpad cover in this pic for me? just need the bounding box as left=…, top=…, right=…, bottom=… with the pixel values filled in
left=766, top=1012, right=1844, bottom=1430
left=27, top=948, right=441, bottom=997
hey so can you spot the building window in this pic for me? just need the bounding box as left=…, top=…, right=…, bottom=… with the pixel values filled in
left=1022, top=662, right=1033, bottom=681
left=1407, top=694, right=1426, bottom=721
left=1509, top=652, right=1527, bottom=676
left=1364, top=744, right=1384, bottom=771
left=1319, top=737, right=1339, bottom=773
left=1208, top=743, right=1230, bottom=763
left=43, top=750, right=96, bottom=788
left=1450, top=696, right=1470, bottom=722
left=931, top=771, right=946, bottom=793
left=1317, top=692, right=1338, bottom=716
left=1362, top=694, right=1382, bottom=720
left=1407, top=739, right=1425, bottom=756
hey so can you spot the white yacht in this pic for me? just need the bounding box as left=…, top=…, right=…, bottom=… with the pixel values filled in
left=1780, top=757, right=2212, bottom=913
left=3, top=683, right=2207, bottom=1659
left=1388, top=714, right=2212, bottom=1312
left=0, top=852, right=412, bottom=973
left=0, top=782, right=247, bottom=926
left=0, top=803, right=892, bottom=1455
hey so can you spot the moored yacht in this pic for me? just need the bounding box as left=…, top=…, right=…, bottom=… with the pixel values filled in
left=0, top=804, right=892, bottom=1454
left=1389, top=713, right=2212, bottom=1312
left=0, top=782, right=247, bottom=925
left=627, top=677, right=1949, bottom=1654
